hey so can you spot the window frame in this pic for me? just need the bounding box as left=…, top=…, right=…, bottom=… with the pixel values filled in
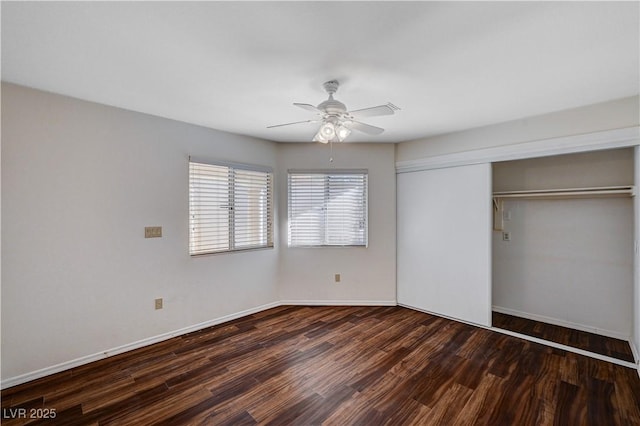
left=189, top=157, right=274, bottom=256
left=287, top=169, right=369, bottom=248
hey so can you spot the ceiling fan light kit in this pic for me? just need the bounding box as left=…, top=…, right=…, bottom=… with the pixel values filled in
left=268, top=80, right=399, bottom=144
left=313, top=118, right=352, bottom=144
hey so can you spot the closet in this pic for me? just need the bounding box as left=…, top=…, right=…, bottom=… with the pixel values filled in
left=491, top=148, right=635, bottom=361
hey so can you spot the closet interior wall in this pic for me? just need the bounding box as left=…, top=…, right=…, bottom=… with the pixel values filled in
left=492, top=148, right=634, bottom=339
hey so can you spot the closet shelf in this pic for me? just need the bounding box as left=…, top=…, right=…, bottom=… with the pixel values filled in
left=493, top=185, right=635, bottom=201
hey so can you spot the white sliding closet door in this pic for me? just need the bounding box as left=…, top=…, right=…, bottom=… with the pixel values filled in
left=397, top=163, right=492, bottom=326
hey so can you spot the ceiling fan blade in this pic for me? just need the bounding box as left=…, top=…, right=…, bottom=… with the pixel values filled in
left=349, top=102, right=400, bottom=118
left=348, top=120, right=385, bottom=135
left=349, top=104, right=396, bottom=118
left=293, top=103, right=322, bottom=114
left=267, top=119, right=317, bottom=129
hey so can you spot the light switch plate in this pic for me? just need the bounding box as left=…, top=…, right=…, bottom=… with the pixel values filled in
left=145, top=226, right=162, bottom=238
left=502, top=232, right=511, bottom=241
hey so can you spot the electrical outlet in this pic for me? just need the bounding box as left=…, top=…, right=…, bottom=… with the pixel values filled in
left=155, top=298, right=163, bottom=310
left=145, top=226, right=162, bottom=238
left=502, top=232, right=511, bottom=242
left=335, top=274, right=341, bottom=283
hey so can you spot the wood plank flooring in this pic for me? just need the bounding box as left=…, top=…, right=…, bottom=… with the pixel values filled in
left=492, top=311, right=636, bottom=363
left=2, top=306, right=640, bottom=425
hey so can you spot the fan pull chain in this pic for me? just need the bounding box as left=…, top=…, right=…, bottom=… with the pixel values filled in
left=329, top=139, right=334, bottom=163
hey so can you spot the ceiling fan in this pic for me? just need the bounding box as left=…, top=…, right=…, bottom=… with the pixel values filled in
left=267, top=80, right=399, bottom=143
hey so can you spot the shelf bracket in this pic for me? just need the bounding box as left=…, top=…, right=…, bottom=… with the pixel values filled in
left=493, top=198, right=504, bottom=231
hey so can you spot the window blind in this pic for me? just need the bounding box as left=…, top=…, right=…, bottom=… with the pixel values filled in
left=288, top=170, right=368, bottom=247
left=189, top=160, right=273, bottom=255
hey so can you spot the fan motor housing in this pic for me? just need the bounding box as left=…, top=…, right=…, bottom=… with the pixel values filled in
left=318, top=98, right=347, bottom=115
left=318, top=80, right=347, bottom=115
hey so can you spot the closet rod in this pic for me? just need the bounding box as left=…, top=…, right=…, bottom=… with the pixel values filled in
left=493, top=185, right=634, bottom=200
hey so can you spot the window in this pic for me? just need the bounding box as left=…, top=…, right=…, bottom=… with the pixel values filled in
left=189, top=158, right=273, bottom=255
left=288, top=170, right=368, bottom=247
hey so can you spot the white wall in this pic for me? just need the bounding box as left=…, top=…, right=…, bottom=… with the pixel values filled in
left=397, top=163, right=492, bottom=326
left=397, top=96, right=639, bottom=162
left=493, top=199, right=633, bottom=337
left=1, top=83, right=280, bottom=381
left=492, top=150, right=634, bottom=338
left=276, top=143, right=396, bottom=304
left=493, top=148, right=634, bottom=192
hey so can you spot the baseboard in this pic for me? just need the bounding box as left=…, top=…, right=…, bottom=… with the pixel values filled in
left=397, top=302, right=489, bottom=328
left=630, top=340, right=640, bottom=379
left=399, top=303, right=638, bottom=370
left=630, top=339, right=640, bottom=363
left=10, top=299, right=631, bottom=389
left=280, top=299, right=397, bottom=306
left=492, top=305, right=630, bottom=341
left=490, top=326, right=638, bottom=370
left=1, top=299, right=399, bottom=389
left=0, top=301, right=281, bottom=390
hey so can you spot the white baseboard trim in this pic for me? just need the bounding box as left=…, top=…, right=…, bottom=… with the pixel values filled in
left=1, top=300, right=397, bottom=389
left=280, top=299, right=397, bottom=306
left=397, top=302, right=489, bottom=328
left=399, top=303, right=638, bottom=370
left=630, top=339, right=640, bottom=364
left=490, top=327, right=638, bottom=370
left=629, top=340, right=640, bottom=378
left=0, top=301, right=281, bottom=390
left=492, top=305, right=630, bottom=341
left=4, top=300, right=635, bottom=389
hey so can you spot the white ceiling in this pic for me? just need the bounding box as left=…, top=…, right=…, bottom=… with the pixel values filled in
left=2, top=2, right=638, bottom=143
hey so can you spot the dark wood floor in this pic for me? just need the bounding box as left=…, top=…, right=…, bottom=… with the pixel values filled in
left=492, top=311, right=636, bottom=363
left=2, top=306, right=640, bottom=425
